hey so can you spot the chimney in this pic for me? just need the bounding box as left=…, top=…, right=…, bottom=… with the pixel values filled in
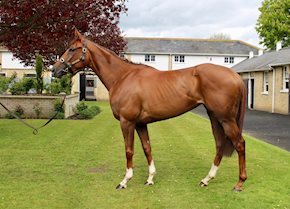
left=249, top=51, right=254, bottom=59
left=258, top=49, right=264, bottom=56
left=276, top=41, right=282, bottom=51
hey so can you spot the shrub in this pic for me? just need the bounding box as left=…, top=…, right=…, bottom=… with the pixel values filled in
left=51, top=98, right=65, bottom=119
left=9, top=81, right=26, bottom=95
left=89, top=105, right=101, bottom=115
left=5, top=105, right=25, bottom=119
left=49, top=75, right=72, bottom=95
left=0, top=76, right=12, bottom=94
left=54, top=99, right=65, bottom=113
left=10, top=78, right=36, bottom=95
left=76, top=108, right=95, bottom=119
left=73, top=102, right=101, bottom=119
left=35, top=54, right=44, bottom=94
left=74, top=101, right=88, bottom=113
left=33, top=103, right=42, bottom=119
left=22, top=78, right=36, bottom=93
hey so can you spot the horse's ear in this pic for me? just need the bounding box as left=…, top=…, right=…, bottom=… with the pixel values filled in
left=74, top=29, right=84, bottom=41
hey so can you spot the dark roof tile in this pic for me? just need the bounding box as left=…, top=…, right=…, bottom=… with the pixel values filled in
left=124, top=37, right=259, bottom=55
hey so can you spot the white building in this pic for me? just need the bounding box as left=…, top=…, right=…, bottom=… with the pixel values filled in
left=0, top=46, right=52, bottom=83
left=124, top=37, right=260, bottom=70
left=1, top=38, right=260, bottom=101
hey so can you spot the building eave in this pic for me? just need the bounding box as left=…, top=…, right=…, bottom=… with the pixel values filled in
left=125, top=51, right=251, bottom=57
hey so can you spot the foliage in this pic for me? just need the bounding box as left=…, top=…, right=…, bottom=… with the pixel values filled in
left=0, top=0, right=127, bottom=66
left=35, top=54, right=44, bottom=94
left=256, top=0, right=290, bottom=49
left=52, top=98, right=65, bottom=119
left=0, top=102, right=289, bottom=209
left=49, top=75, right=72, bottom=95
left=0, top=73, right=17, bottom=94
left=209, top=33, right=231, bottom=40
left=75, top=101, right=88, bottom=112
left=54, top=99, right=65, bottom=113
left=0, top=77, right=12, bottom=94
left=33, top=103, right=43, bottom=119
left=5, top=104, right=25, bottom=119
left=9, top=77, right=36, bottom=95
left=73, top=101, right=101, bottom=119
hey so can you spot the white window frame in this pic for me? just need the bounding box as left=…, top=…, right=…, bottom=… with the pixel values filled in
left=224, top=57, right=234, bottom=64
left=145, top=54, right=155, bottom=62
left=174, top=55, right=185, bottom=63
left=281, top=65, right=289, bottom=92
left=262, top=71, right=269, bottom=94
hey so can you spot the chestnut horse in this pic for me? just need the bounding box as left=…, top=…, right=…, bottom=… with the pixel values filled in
left=53, top=30, right=247, bottom=192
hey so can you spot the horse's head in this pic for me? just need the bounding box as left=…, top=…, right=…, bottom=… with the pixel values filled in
left=52, top=30, right=90, bottom=78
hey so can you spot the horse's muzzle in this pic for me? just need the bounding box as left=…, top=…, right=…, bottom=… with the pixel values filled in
left=51, top=66, right=66, bottom=78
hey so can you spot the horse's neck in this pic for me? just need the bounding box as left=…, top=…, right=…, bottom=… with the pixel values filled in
left=87, top=42, right=131, bottom=90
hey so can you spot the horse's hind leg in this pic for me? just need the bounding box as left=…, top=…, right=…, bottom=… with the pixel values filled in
left=200, top=114, right=225, bottom=187
left=116, top=119, right=135, bottom=189
left=136, top=124, right=156, bottom=185
left=222, top=120, right=247, bottom=192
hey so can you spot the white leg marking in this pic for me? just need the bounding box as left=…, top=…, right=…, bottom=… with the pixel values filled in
left=146, top=160, right=156, bottom=185
left=119, top=168, right=133, bottom=188
left=201, top=164, right=219, bottom=186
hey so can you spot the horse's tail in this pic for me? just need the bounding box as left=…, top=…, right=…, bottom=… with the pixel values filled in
left=237, top=81, right=246, bottom=133
left=223, top=81, right=246, bottom=157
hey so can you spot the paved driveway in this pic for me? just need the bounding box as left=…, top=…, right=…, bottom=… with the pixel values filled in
left=191, top=106, right=290, bottom=152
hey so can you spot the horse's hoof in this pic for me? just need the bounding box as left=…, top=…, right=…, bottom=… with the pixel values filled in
left=116, top=184, right=126, bottom=190
left=199, top=181, right=208, bottom=187
left=232, top=187, right=242, bottom=192
left=144, top=181, right=154, bottom=186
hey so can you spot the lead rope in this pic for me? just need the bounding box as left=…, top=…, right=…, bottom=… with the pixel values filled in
left=0, top=95, right=66, bottom=135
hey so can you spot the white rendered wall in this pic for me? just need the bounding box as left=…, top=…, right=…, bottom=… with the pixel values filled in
left=127, top=53, right=247, bottom=71
left=1, top=51, right=31, bottom=69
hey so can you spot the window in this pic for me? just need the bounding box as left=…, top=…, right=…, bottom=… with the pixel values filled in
left=145, top=54, right=155, bottom=62
left=282, top=66, right=289, bottom=91
left=86, top=79, right=95, bottom=88
left=224, top=57, right=234, bottom=63
left=263, top=71, right=269, bottom=93
left=24, top=73, right=36, bottom=78
left=174, top=55, right=185, bottom=63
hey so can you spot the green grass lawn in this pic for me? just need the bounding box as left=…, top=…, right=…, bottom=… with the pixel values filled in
left=0, top=102, right=289, bottom=209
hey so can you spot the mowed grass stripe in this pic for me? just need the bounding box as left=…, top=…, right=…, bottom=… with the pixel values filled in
left=0, top=101, right=289, bottom=209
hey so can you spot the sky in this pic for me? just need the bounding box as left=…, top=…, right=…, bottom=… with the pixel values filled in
left=119, top=0, right=264, bottom=47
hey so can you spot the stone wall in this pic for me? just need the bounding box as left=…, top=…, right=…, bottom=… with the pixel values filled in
left=0, top=94, right=79, bottom=118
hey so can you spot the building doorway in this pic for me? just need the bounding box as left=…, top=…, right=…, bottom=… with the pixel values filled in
left=79, top=74, right=96, bottom=101
left=249, top=78, right=254, bottom=109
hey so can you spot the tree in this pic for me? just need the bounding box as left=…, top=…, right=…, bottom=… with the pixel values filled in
left=35, top=54, right=44, bottom=94
left=256, top=0, right=290, bottom=50
left=209, top=33, right=231, bottom=40
left=0, top=0, right=127, bottom=66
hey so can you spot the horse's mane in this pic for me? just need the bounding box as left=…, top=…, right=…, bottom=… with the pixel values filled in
left=70, top=35, right=149, bottom=67
left=92, top=40, right=146, bottom=67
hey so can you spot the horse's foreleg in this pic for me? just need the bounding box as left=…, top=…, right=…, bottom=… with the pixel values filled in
left=136, top=124, right=156, bottom=186
left=222, top=120, right=247, bottom=192
left=116, top=119, right=135, bottom=189
left=200, top=114, right=224, bottom=187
